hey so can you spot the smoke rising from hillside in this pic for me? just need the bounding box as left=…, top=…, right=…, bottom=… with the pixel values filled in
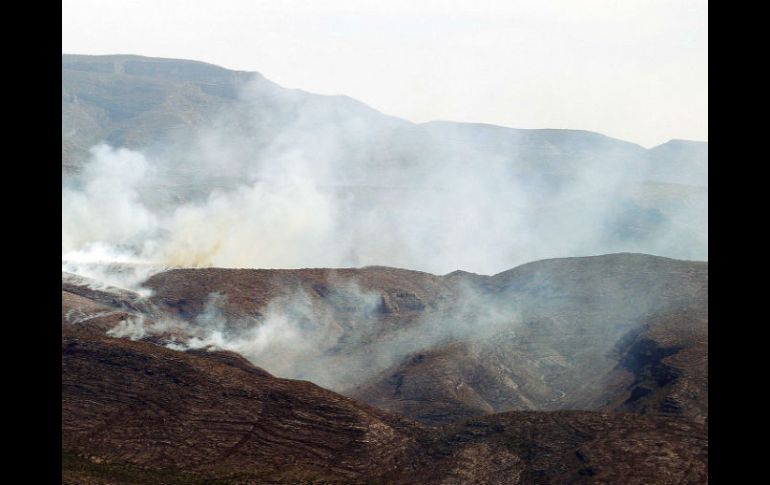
left=94, top=276, right=525, bottom=391
left=62, top=76, right=707, bottom=276
left=77, top=261, right=680, bottom=395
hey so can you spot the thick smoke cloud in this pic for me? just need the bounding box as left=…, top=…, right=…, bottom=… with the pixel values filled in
left=62, top=76, right=707, bottom=277
left=62, top=145, right=157, bottom=256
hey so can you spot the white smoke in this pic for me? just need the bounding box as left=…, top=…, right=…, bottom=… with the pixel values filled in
left=62, top=246, right=166, bottom=297
left=154, top=280, right=381, bottom=387
left=128, top=278, right=522, bottom=390
left=106, top=315, right=148, bottom=340
left=160, top=159, right=339, bottom=268
left=62, top=145, right=157, bottom=255
left=62, top=76, right=708, bottom=276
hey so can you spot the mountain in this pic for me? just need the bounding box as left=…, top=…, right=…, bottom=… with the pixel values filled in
left=62, top=54, right=253, bottom=173
left=61, top=54, right=395, bottom=177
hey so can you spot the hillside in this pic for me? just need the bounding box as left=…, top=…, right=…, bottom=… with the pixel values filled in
left=62, top=326, right=707, bottom=484
left=63, top=253, right=707, bottom=427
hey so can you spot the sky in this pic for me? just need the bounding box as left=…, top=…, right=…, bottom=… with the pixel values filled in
left=62, top=0, right=707, bottom=148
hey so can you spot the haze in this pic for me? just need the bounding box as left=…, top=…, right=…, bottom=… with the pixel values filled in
left=62, top=0, right=707, bottom=147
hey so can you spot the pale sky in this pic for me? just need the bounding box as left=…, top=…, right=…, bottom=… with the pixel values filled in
left=62, top=0, right=707, bottom=147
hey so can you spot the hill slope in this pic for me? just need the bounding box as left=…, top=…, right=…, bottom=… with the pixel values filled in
left=62, top=326, right=707, bottom=484
left=63, top=253, right=708, bottom=427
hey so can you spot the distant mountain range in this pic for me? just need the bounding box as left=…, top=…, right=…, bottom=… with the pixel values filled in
left=62, top=54, right=708, bottom=269
left=62, top=54, right=707, bottom=187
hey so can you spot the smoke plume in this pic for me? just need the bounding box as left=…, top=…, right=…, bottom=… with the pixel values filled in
left=62, top=75, right=707, bottom=276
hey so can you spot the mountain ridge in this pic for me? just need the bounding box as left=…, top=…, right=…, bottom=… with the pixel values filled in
left=64, top=53, right=707, bottom=147
left=62, top=54, right=707, bottom=172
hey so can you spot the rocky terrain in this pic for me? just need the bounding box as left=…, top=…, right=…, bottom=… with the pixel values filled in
left=62, top=324, right=707, bottom=484
left=62, top=330, right=418, bottom=484
left=62, top=253, right=708, bottom=483
left=65, top=254, right=705, bottom=425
